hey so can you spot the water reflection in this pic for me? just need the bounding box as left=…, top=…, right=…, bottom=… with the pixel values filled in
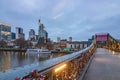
left=0, top=51, right=64, bottom=72
left=0, top=52, right=11, bottom=71
left=0, top=51, right=45, bottom=72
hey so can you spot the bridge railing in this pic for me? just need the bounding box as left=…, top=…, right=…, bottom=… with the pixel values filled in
left=22, top=43, right=96, bottom=80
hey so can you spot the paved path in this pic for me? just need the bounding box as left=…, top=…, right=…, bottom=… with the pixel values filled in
left=84, top=48, right=120, bottom=80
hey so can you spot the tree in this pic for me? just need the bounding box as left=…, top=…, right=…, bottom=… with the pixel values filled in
left=46, top=42, right=54, bottom=50
left=14, top=38, right=27, bottom=49
left=0, top=39, right=7, bottom=47
left=26, top=41, right=33, bottom=48
left=35, top=42, right=45, bottom=48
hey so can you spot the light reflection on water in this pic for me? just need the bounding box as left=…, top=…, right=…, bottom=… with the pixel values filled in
left=0, top=51, right=64, bottom=72
left=0, top=51, right=46, bottom=72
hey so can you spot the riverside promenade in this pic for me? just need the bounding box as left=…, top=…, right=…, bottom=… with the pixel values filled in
left=84, top=48, right=120, bottom=80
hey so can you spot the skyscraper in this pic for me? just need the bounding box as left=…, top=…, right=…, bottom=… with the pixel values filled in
left=38, top=19, right=48, bottom=43
left=0, top=22, right=11, bottom=40
left=38, top=19, right=44, bottom=38
left=16, top=27, right=25, bottom=39
left=29, top=29, right=35, bottom=41
left=11, top=32, right=16, bottom=40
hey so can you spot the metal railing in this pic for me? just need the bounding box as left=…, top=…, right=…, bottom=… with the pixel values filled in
left=22, top=43, right=96, bottom=80
left=0, top=43, right=96, bottom=80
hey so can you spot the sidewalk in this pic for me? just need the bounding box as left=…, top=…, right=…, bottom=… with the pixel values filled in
left=84, top=48, right=120, bottom=80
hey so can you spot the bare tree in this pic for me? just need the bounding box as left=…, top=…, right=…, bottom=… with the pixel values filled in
left=26, top=41, right=33, bottom=48
left=14, top=38, right=27, bottom=49
left=0, top=39, right=7, bottom=48
left=46, top=42, right=54, bottom=50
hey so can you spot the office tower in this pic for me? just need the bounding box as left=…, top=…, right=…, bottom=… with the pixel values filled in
left=0, top=22, right=11, bottom=40
left=38, top=19, right=48, bottom=43
left=16, top=27, right=25, bottom=39
left=11, top=32, right=16, bottom=40
left=29, top=29, right=35, bottom=41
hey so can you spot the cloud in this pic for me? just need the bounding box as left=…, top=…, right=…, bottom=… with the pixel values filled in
left=53, top=12, right=64, bottom=19
left=52, top=0, right=67, bottom=14
left=10, top=0, right=38, bottom=14
left=1, top=0, right=120, bottom=41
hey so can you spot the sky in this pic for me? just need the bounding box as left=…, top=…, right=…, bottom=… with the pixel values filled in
left=0, top=0, right=120, bottom=41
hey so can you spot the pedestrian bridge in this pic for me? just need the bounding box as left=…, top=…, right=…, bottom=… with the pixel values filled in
left=1, top=33, right=120, bottom=80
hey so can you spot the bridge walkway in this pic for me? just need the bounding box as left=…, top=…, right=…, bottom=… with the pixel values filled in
left=84, top=48, right=120, bottom=80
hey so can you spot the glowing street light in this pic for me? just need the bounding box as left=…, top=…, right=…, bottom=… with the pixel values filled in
left=55, top=64, right=67, bottom=73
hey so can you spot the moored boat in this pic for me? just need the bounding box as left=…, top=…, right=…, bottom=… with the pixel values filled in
left=26, top=48, right=51, bottom=58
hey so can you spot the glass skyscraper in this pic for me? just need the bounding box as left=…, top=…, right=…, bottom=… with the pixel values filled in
left=0, top=22, right=11, bottom=40
left=38, top=19, right=48, bottom=43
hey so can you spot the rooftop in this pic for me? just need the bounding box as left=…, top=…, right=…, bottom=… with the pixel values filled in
left=0, top=22, right=11, bottom=27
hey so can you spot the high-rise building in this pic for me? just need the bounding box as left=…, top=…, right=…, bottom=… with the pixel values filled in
left=38, top=19, right=48, bottom=43
left=57, top=37, right=61, bottom=42
left=0, top=22, right=11, bottom=40
left=43, top=30, right=48, bottom=39
left=16, top=27, right=25, bottom=39
left=11, top=32, right=16, bottom=40
left=38, top=19, right=48, bottom=39
left=29, top=29, right=35, bottom=41
left=35, top=35, right=39, bottom=41
left=38, top=19, right=44, bottom=38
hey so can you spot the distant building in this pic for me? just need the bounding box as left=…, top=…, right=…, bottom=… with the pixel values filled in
left=0, top=22, right=11, bottom=40
left=59, top=39, right=67, bottom=49
left=95, top=33, right=108, bottom=47
left=35, top=35, right=39, bottom=41
left=53, top=42, right=59, bottom=50
left=69, top=37, right=72, bottom=42
left=67, top=41, right=91, bottom=50
left=16, top=27, right=25, bottom=39
left=38, top=37, right=44, bottom=44
left=38, top=19, right=48, bottom=43
left=11, top=32, right=16, bottom=40
left=57, top=37, right=61, bottom=43
left=29, top=29, right=35, bottom=41
left=43, top=30, right=48, bottom=39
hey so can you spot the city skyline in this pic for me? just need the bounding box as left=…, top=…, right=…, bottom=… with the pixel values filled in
left=0, top=0, right=120, bottom=41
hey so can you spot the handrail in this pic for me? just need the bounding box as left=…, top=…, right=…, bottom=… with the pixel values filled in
left=23, top=43, right=94, bottom=77
left=0, top=43, right=94, bottom=80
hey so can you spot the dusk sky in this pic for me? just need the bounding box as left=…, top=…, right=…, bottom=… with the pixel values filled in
left=0, top=0, right=120, bottom=41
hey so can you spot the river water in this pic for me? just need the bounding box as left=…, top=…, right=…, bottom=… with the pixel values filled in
left=0, top=51, right=63, bottom=72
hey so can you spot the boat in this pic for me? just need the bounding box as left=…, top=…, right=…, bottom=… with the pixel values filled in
left=26, top=48, right=51, bottom=58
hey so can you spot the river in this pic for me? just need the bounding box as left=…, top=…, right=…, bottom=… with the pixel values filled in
left=0, top=51, right=63, bottom=72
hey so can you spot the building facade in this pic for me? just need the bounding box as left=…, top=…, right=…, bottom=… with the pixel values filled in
left=11, top=32, right=16, bottom=40
left=69, top=37, right=72, bottom=42
left=57, top=37, right=61, bottom=43
left=38, top=19, right=48, bottom=43
left=0, top=22, right=11, bottom=40
left=16, top=27, right=25, bottom=39
left=67, top=41, right=91, bottom=51
left=59, top=39, right=67, bottom=49
left=29, top=29, right=35, bottom=41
